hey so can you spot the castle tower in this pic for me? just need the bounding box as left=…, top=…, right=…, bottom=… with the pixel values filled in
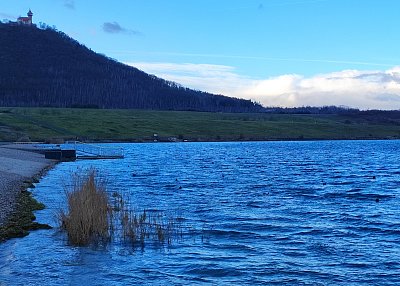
left=17, top=9, right=33, bottom=25
left=27, top=9, right=33, bottom=22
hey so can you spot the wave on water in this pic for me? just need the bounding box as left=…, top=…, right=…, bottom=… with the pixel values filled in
left=2, top=140, right=400, bottom=285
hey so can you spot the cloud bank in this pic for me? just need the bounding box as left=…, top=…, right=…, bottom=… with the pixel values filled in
left=103, top=22, right=141, bottom=36
left=242, top=68, right=400, bottom=109
left=128, top=62, right=400, bottom=110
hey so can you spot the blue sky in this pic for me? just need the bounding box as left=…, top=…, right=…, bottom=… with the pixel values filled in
left=2, top=0, right=400, bottom=109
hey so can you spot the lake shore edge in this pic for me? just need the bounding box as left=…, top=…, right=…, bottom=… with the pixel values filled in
left=0, top=145, right=56, bottom=242
left=30, top=136, right=400, bottom=144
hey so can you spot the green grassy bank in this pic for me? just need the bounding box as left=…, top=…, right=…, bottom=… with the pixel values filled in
left=1, top=107, right=400, bottom=142
left=0, top=189, right=52, bottom=242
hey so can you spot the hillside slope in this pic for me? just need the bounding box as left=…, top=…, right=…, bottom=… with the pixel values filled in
left=0, top=23, right=263, bottom=112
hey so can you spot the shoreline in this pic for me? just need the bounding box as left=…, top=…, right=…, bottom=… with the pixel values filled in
left=15, top=137, right=397, bottom=144
left=65, top=137, right=400, bottom=144
left=0, top=145, right=56, bottom=241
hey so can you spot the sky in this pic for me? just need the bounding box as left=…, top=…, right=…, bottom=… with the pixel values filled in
left=2, top=0, right=400, bottom=109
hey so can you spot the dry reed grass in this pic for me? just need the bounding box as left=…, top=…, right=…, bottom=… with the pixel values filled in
left=112, top=193, right=182, bottom=247
left=59, top=170, right=111, bottom=246
left=59, top=170, right=183, bottom=247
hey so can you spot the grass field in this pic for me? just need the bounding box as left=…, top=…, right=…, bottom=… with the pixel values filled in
left=0, top=107, right=400, bottom=142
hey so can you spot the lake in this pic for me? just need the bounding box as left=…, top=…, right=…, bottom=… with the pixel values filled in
left=1, top=141, right=400, bottom=285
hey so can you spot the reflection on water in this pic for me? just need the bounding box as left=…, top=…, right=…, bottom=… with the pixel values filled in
left=1, top=141, right=400, bottom=285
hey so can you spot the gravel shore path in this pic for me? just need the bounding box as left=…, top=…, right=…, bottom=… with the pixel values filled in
left=0, top=145, right=53, bottom=226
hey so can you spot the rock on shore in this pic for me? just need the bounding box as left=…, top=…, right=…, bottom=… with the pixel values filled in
left=0, top=146, right=53, bottom=226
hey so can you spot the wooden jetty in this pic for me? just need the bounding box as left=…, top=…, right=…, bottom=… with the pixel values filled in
left=38, top=142, right=124, bottom=161
left=66, top=141, right=124, bottom=160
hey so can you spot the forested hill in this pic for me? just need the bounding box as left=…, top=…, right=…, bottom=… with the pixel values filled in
left=0, top=23, right=263, bottom=112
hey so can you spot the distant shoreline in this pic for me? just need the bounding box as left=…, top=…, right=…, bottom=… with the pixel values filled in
left=1, top=108, right=400, bottom=143
left=57, top=137, right=400, bottom=144
left=2, top=136, right=400, bottom=146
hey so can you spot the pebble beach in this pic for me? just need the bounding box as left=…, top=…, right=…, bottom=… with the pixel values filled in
left=0, top=145, right=53, bottom=226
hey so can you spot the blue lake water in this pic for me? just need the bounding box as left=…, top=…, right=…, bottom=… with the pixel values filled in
left=1, top=141, right=400, bottom=285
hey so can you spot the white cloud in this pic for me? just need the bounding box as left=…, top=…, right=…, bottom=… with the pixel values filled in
left=131, top=62, right=249, bottom=94
left=127, top=62, right=400, bottom=110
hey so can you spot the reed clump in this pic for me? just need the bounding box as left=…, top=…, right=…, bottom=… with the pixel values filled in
left=59, top=170, right=183, bottom=247
left=120, top=209, right=180, bottom=246
left=112, top=193, right=182, bottom=247
left=59, top=170, right=111, bottom=246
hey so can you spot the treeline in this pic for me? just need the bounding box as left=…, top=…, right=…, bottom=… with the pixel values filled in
left=264, top=106, right=360, bottom=114
left=265, top=106, right=400, bottom=119
left=0, top=22, right=263, bottom=112
left=265, top=106, right=400, bottom=125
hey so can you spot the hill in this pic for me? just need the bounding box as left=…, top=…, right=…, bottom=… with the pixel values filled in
left=0, top=22, right=263, bottom=112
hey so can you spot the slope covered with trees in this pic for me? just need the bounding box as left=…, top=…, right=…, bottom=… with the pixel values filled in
left=0, top=23, right=263, bottom=112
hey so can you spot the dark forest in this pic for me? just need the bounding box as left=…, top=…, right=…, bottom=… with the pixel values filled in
left=0, top=22, right=264, bottom=112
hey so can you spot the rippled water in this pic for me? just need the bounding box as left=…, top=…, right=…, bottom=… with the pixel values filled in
left=1, top=141, right=400, bottom=285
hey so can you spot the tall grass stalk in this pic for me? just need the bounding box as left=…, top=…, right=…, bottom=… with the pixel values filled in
left=112, top=193, right=183, bottom=247
left=59, top=170, right=111, bottom=246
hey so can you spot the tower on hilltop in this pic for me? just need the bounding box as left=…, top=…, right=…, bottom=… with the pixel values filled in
left=17, top=9, right=33, bottom=25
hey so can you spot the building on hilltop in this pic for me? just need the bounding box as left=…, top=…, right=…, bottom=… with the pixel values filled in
left=17, top=9, right=33, bottom=25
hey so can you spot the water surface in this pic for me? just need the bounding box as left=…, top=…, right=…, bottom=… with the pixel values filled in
left=1, top=141, right=400, bottom=285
